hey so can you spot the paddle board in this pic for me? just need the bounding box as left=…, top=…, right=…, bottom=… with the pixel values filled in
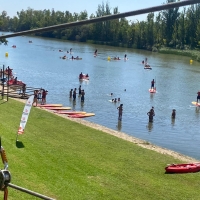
left=68, top=113, right=95, bottom=118
left=149, top=89, right=156, bottom=93
left=44, top=107, right=71, bottom=110
left=192, top=101, right=200, bottom=107
left=144, top=67, right=152, bottom=70
left=55, top=111, right=87, bottom=115
left=38, top=104, right=63, bottom=107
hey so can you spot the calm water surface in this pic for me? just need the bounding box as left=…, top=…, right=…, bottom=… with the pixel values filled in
left=1, top=34, right=200, bottom=160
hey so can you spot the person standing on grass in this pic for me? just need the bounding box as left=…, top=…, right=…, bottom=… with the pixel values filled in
left=117, top=104, right=123, bottom=121
left=32, top=90, right=38, bottom=107
left=22, top=83, right=26, bottom=97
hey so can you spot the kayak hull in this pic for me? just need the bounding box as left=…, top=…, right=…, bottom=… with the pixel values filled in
left=165, top=163, right=200, bottom=173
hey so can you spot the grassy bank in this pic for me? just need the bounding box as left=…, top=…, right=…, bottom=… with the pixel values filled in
left=158, top=47, right=200, bottom=62
left=0, top=98, right=200, bottom=199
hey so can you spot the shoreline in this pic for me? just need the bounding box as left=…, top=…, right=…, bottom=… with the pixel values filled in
left=13, top=97, right=199, bottom=163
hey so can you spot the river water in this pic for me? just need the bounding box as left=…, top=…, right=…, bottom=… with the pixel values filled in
left=0, top=33, right=200, bottom=160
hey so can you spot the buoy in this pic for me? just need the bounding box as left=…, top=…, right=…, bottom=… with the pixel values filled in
left=5, top=52, right=8, bottom=57
left=107, top=56, right=111, bottom=61
left=190, top=59, right=193, bottom=64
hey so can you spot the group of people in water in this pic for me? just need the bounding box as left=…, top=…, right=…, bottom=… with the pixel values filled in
left=32, top=88, right=48, bottom=106
left=69, top=85, right=85, bottom=102
left=147, top=107, right=176, bottom=123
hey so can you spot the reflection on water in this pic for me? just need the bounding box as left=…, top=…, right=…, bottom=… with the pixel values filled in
left=171, top=118, right=175, bottom=126
left=81, top=102, right=84, bottom=110
left=72, top=101, right=76, bottom=110
left=195, top=107, right=200, bottom=118
left=147, top=122, right=153, bottom=132
left=117, top=120, right=122, bottom=131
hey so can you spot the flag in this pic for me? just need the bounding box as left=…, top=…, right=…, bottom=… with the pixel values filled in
left=18, top=95, right=34, bottom=135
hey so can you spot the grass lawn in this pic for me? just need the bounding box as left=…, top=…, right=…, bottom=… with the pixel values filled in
left=0, top=98, right=199, bottom=199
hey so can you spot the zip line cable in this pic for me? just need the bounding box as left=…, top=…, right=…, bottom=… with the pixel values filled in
left=0, top=0, right=200, bottom=39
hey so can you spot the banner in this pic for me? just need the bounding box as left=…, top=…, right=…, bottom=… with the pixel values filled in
left=18, top=95, right=34, bottom=135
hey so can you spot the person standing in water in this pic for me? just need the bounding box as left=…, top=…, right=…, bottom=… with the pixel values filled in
left=79, top=85, right=82, bottom=95
left=81, top=90, right=85, bottom=102
left=73, top=88, right=77, bottom=101
left=117, top=104, right=123, bottom=121
left=69, top=89, right=73, bottom=98
left=172, top=109, right=176, bottom=119
left=147, top=107, right=155, bottom=122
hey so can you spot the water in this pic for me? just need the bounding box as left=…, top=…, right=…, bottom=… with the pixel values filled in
left=1, top=33, right=200, bottom=160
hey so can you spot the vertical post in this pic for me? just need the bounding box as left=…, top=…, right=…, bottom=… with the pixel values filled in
left=2, top=65, right=5, bottom=100
left=7, top=67, right=9, bottom=102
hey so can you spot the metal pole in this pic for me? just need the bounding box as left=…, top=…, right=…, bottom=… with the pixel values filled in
left=2, top=65, right=4, bottom=100
left=7, top=67, right=9, bottom=102
left=0, top=0, right=199, bottom=39
left=7, top=183, right=56, bottom=200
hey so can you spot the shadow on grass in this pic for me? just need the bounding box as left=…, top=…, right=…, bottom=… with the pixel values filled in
left=0, top=100, right=8, bottom=105
left=16, top=140, right=25, bottom=148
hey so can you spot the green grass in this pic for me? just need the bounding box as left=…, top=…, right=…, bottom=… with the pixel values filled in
left=159, top=47, right=200, bottom=62
left=0, top=98, right=200, bottom=199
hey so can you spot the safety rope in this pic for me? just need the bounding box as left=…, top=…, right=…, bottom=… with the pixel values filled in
left=3, top=188, right=8, bottom=200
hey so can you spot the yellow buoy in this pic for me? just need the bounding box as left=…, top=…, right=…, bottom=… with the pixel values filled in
left=107, top=56, right=111, bottom=61
left=190, top=59, right=193, bottom=64
left=5, top=52, right=8, bottom=57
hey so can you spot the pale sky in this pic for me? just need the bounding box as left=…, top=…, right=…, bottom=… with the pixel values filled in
left=1, top=0, right=167, bottom=21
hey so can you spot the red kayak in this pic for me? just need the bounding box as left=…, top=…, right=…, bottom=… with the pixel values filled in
left=68, top=113, right=95, bottom=118
left=165, top=163, right=200, bottom=173
left=43, top=106, right=71, bottom=110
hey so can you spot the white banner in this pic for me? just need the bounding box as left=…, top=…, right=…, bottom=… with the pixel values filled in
left=18, top=95, right=34, bottom=135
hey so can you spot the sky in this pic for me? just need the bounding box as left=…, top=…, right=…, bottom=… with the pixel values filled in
left=1, top=0, right=167, bottom=22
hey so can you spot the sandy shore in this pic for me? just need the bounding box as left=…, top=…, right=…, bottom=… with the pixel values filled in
left=15, top=98, right=199, bottom=163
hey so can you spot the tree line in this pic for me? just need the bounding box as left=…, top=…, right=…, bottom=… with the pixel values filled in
left=0, top=0, right=200, bottom=51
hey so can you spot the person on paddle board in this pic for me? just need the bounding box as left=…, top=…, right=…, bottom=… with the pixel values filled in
left=147, top=107, right=155, bottom=122
left=94, top=49, right=97, bottom=56
left=145, top=57, right=148, bottom=64
left=117, top=104, right=123, bottom=121
left=151, top=79, right=155, bottom=89
left=197, top=91, right=200, bottom=103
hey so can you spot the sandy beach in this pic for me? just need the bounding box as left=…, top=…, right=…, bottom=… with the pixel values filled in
left=14, top=97, right=199, bottom=163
